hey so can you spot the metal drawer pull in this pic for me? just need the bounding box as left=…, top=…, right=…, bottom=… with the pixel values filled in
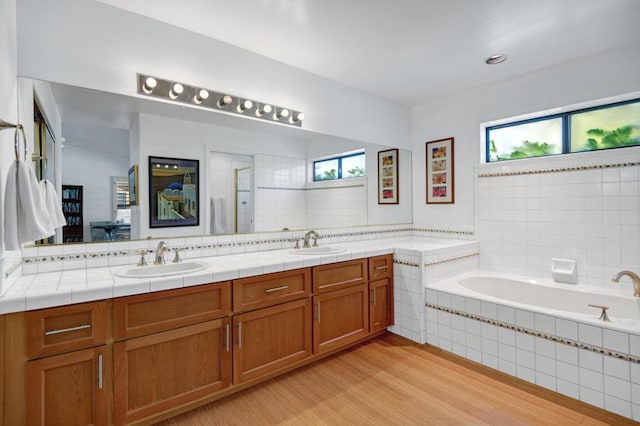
left=44, top=324, right=91, bottom=336
left=237, top=323, right=242, bottom=349
left=98, top=355, right=103, bottom=390
left=225, top=324, right=230, bottom=352
left=318, top=278, right=361, bottom=289
left=375, top=265, right=388, bottom=270
left=265, top=285, right=289, bottom=293
left=317, top=302, right=321, bottom=324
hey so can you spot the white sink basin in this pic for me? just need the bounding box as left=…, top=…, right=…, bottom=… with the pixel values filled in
left=114, top=260, right=210, bottom=278
left=288, top=246, right=347, bottom=255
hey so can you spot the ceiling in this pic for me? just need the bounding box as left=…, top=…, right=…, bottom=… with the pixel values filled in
left=97, top=0, right=640, bottom=106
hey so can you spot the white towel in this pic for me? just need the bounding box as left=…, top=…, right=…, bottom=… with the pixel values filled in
left=3, top=160, right=55, bottom=250
left=40, top=179, right=67, bottom=228
left=210, top=196, right=226, bottom=234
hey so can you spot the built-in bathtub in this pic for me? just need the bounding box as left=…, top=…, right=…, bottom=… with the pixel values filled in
left=430, top=271, right=640, bottom=332
left=425, top=270, right=640, bottom=421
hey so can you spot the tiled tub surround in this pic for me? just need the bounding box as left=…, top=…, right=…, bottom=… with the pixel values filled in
left=475, top=147, right=640, bottom=290
left=389, top=240, right=479, bottom=343
left=426, top=271, right=640, bottom=421
left=0, top=234, right=474, bottom=317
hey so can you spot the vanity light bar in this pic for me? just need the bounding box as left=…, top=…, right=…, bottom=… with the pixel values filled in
left=137, top=74, right=304, bottom=127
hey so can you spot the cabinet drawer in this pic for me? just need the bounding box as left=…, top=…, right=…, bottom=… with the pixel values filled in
left=312, top=259, right=367, bottom=294
left=113, top=282, right=231, bottom=339
left=27, top=301, right=108, bottom=358
left=368, top=254, right=393, bottom=281
left=233, top=268, right=311, bottom=312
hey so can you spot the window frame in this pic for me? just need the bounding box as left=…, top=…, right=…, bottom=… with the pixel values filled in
left=485, top=97, right=640, bottom=163
left=312, top=151, right=365, bottom=182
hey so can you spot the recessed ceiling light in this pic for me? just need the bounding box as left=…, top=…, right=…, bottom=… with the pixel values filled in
left=485, top=54, right=507, bottom=65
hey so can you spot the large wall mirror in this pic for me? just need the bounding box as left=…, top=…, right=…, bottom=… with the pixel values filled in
left=19, top=77, right=412, bottom=245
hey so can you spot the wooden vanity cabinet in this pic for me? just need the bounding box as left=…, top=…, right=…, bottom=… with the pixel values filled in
left=369, top=278, right=393, bottom=333
left=368, top=255, right=394, bottom=333
left=112, top=282, right=232, bottom=425
left=22, top=301, right=110, bottom=426
left=312, top=259, right=370, bottom=354
left=233, top=298, right=312, bottom=383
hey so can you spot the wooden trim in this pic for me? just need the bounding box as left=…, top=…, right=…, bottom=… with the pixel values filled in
left=2, top=312, right=27, bottom=426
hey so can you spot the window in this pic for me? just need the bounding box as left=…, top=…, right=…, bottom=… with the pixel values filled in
left=486, top=98, right=640, bottom=162
left=313, top=152, right=365, bottom=181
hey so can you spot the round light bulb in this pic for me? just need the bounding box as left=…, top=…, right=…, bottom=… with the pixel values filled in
left=237, top=99, right=254, bottom=113
left=193, top=89, right=209, bottom=104
left=142, top=77, right=157, bottom=94
left=218, top=95, right=233, bottom=108
left=169, top=83, right=184, bottom=99
left=256, top=104, right=273, bottom=117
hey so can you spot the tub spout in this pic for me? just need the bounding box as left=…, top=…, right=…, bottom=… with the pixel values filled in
left=611, top=270, right=640, bottom=297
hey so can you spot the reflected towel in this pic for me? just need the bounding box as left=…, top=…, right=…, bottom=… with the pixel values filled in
left=3, top=160, right=55, bottom=250
left=210, top=197, right=226, bottom=234
left=40, top=179, right=67, bottom=228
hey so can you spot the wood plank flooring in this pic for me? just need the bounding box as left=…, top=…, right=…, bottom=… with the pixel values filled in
left=158, top=333, right=634, bottom=425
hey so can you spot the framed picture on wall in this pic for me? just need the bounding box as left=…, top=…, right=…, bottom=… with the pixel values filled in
left=128, top=164, right=138, bottom=206
left=378, top=148, right=399, bottom=204
left=426, top=137, right=454, bottom=204
left=149, top=156, right=199, bottom=228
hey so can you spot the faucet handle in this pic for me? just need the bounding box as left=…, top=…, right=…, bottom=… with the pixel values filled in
left=137, top=250, right=148, bottom=267
left=293, top=238, right=300, bottom=249
left=172, top=247, right=182, bottom=263
left=588, top=304, right=611, bottom=322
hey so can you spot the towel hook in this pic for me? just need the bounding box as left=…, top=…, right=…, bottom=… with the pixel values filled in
left=14, top=125, right=27, bottom=161
left=0, top=119, right=27, bottom=161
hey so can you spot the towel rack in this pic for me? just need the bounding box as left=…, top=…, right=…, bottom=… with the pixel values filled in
left=0, top=118, right=27, bottom=161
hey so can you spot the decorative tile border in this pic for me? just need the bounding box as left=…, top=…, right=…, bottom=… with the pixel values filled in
left=20, top=226, right=475, bottom=266
left=394, top=259, right=420, bottom=267
left=424, top=252, right=479, bottom=267
left=426, top=302, right=640, bottom=364
left=414, top=227, right=474, bottom=236
left=478, top=161, right=640, bottom=178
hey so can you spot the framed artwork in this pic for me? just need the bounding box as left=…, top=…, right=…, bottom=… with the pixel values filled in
left=149, top=156, right=199, bottom=228
left=378, top=148, right=399, bottom=204
left=426, top=137, right=454, bottom=204
left=128, top=164, right=138, bottom=206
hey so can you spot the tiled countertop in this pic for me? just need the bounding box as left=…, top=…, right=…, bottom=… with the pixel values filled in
left=0, top=237, right=476, bottom=315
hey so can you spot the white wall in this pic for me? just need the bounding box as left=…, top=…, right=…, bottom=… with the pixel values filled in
left=16, top=0, right=410, bottom=150
left=0, top=0, right=19, bottom=291
left=411, top=42, right=640, bottom=230
left=61, top=145, right=129, bottom=241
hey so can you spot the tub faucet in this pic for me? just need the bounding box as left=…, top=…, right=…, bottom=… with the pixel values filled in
left=303, top=230, right=319, bottom=248
left=611, top=270, right=640, bottom=297
left=154, top=241, right=169, bottom=265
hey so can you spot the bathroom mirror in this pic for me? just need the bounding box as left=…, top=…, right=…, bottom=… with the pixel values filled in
left=18, top=77, right=412, bottom=245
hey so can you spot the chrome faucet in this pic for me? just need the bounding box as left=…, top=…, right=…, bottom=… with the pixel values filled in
left=612, top=270, right=640, bottom=297
left=303, top=230, right=319, bottom=248
left=154, top=241, right=169, bottom=265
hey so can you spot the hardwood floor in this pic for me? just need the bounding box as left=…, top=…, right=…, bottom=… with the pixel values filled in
left=158, top=333, right=633, bottom=425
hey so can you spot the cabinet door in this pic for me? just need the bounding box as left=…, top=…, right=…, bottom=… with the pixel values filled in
left=313, top=284, right=369, bottom=354
left=233, top=298, right=312, bottom=384
left=113, top=318, right=231, bottom=425
left=27, top=345, right=109, bottom=426
left=369, top=278, right=394, bottom=333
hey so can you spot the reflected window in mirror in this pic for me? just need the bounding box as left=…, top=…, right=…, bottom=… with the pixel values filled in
left=313, top=151, right=365, bottom=181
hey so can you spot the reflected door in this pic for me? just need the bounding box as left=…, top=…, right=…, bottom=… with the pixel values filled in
left=235, top=167, right=251, bottom=233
